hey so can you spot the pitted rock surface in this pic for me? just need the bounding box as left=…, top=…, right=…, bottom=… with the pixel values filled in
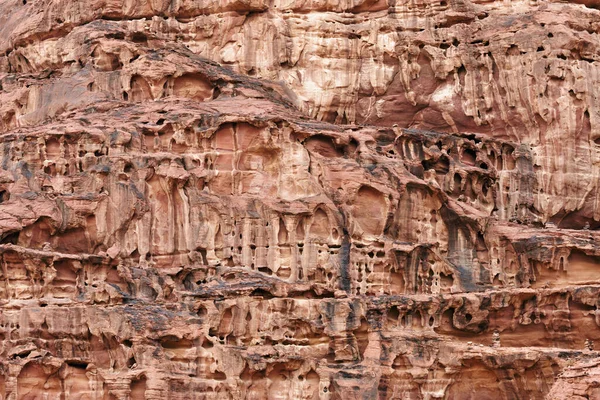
left=1, top=0, right=600, bottom=399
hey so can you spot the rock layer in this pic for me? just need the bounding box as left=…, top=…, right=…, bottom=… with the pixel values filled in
left=1, top=0, right=600, bottom=399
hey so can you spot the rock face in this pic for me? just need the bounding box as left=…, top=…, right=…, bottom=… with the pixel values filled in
left=1, top=0, right=600, bottom=399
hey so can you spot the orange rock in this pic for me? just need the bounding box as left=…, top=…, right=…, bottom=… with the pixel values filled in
left=1, top=0, right=600, bottom=399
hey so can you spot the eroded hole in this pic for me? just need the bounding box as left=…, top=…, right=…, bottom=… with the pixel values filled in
left=131, top=32, right=148, bottom=43
left=0, top=231, right=19, bottom=244
left=462, top=148, right=477, bottom=166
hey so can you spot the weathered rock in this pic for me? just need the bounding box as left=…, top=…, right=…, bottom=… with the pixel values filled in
left=1, top=0, right=600, bottom=399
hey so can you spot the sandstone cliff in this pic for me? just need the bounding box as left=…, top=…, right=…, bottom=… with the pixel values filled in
left=1, top=0, right=600, bottom=399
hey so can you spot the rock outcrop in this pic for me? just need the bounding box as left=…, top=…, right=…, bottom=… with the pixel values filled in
left=1, top=0, right=600, bottom=399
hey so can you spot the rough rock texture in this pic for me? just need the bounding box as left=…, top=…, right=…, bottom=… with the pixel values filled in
left=1, top=0, right=600, bottom=399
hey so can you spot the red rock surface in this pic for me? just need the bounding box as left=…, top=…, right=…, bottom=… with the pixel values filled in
left=1, top=0, right=600, bottom=399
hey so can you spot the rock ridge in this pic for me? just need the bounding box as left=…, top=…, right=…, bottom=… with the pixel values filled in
left=1, top=0, right=600, bottom=399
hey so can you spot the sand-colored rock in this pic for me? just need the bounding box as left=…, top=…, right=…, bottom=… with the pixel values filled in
left=1, top=0, right=600, bottom=399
